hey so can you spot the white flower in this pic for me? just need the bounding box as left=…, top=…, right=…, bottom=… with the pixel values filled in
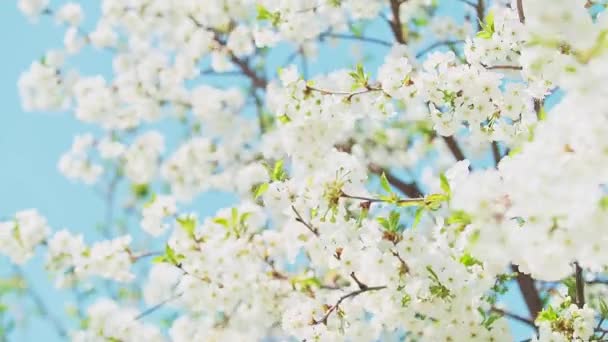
left=55, top=3, right=83, bottom=26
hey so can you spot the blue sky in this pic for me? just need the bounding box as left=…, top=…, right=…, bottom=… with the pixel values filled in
left=0, top=1, right=535, bottom=341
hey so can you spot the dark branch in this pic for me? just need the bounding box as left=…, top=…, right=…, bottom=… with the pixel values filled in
left=311, top=285, right=386, bottom=325
left=491, top=307, right=536, bottom=328
left=388, top=0, right=406, bottom=44
left=443, top=136, right=466, bottom=161
left=516, top=0, right=526, bottom=24
left=575, top=262, right=585, bottom=308
left=416, top=40, right=465, bottom=59
left=320, top=32, right=393, bottom=47
left=511, top=264, right=543, bottom=320
left=291, top=206, right=320, bottom=236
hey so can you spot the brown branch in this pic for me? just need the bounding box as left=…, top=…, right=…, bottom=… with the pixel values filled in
left=491, top=141, right=501, bottom=165
left=228, top=53, right=267, bottom=89
left=491, top=307, right=536, bottom=328
left=188, top=15, right=267, bottom=89
left=341, top=192, right=425, bottom=205
left=388, top=0, right=406, bottom=44
left=416, top=40, right=465, bottom=58
left=291, top=206, right=320, bottom=237
left=384, top=171, right=423, bottom=198
left=476, top=0, right=486, bottom=31
left=511, top=264, right=543, bottom=320
left=311, top=285, right=387, bottom=324
left=456, top=0, right=477, bottom=7
left=306, top=84, right=383, bottom=101
left=516, top=0, right=525, bottom=24
left=320, top=32, right=393, bottom=47
left=443, top=136, right=466, bottom=161
left=575, top=262, right=585, bottom=308
left=485, top=65, right=523, bottom=71
left=135, top=292, right=183, bottom=320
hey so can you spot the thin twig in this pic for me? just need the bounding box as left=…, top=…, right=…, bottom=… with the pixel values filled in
left=12, top=266, right=68, bottom=338
left=416, top=40, right=465, bottom=58
left=311, top=285, right=386, bottom=324
left=291, top=206, right=320, bottom=236
left=491, top=307, right=536, bottom=328
left=134, top=292, right=183, bottom=320
left=320, top=33, right=393, bottom=47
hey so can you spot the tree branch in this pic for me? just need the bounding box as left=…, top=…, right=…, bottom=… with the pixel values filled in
left=416, top=40, right=465, bottom=58
left=320, top=32, right=393, bottom=47
left=511, top=264, right=543, bottom=320
left=311, top=284, right=387, bottom=324
left=388, top=0, right=406, bottom=44
left=291, top=206, right=320, bottom=237
left=491, top=307, right=536, bottom=328
left=575, top=262, right=585, bottom=308
left=443, top=136, right=466, bottom=161
left=516, top=0, right=526, bottom=24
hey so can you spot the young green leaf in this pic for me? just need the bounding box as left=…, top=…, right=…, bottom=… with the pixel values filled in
left=380, top=172, right=392, bottom=193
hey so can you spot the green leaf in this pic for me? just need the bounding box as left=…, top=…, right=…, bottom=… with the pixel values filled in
left=256, top=5, right=273, bottom=20
left=476, top=11, right=495, bottom=40
left=213, top=217, right=229, bottom=227
left=537, top=306, right=559, bottom=322
left=562, top=277, right=577, bottom=301
left=176, top=216, right=197, bottom=239
left=538, top=106, right=548, bottom=121
left=376, top=217, right=390, bottom=231
left=599, top=298, right=608, bottom=318
left=131, top=183, right=149, bottom=199
left=599, top=196, right=608, bottom=210
left=277, top=114, right=291, bottom=123
left=388, top=210, right=401, bottom=232
left=459, top=253, right=482, bottom=267
left=253, top=183, right=269, bottom=199
left=152, top=255, right=166, bottom=264
left=413, top=207, right=424, bottom=228
left=349, top=63, right=369, bottom=90
left=439, top=173, right=451, bottom=196
left=412, top=17, right=428, bottom=27
left=380, top=172, right=392, bottom=193
left=484, top=11, right=495, bottom=31
left=165, top=244, right=177, bottom=264
left=271, top=159, right=287, bottom=181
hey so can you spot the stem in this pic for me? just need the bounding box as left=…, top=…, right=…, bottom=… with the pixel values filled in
left=575, top=262, right=585, bottom=308
left=511, top=264, right=543, bottom=320
left=369, top=165, right=422, bottom=198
